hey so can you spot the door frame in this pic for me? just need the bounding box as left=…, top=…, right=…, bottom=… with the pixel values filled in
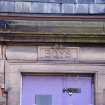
left=21, top=73, right=95, bottom=105
left=5, top=63, right=101, bottom=105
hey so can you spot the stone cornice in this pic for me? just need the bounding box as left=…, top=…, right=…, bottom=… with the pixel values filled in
left=0, top=14, right=105, bottom=21
left=0, top=32, right=105, bottom=43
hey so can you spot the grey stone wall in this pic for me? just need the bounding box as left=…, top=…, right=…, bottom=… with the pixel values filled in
left=0, top=0, right=105, bottom=14
left=0, top=45, right=6, bottom=105
left=5, top=46, right=105, bottom=64
left=0, top=45, right=105, bottom=105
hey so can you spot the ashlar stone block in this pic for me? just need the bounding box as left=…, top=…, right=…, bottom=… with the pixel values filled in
left=6, top=46, right=37, bottom=62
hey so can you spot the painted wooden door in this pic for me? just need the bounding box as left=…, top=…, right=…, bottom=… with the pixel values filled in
left=62, top=76, right=93, bottom=105
left=22, top=76, right=93, bottom=105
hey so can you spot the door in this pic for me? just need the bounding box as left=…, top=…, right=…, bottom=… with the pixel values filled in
left=22, top=75, right=93, bottom=105
left=63, top=76, right=93, bottom=105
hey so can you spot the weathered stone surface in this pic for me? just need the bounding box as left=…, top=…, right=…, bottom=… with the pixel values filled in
left=31, top=3, right=60, bottom=13
left=0, top=96, right=6, bottom=105
left=0, top=1, right=14, bottom=12
left=62, top=4, right=74, bottom=13
left=5, top=46, right=105, bottom=63
left=4, top=61, right=105, bottom=105
left=75, top=4, right=89, bottom=13
left=1, top=0, right=105, bottom=15
left=95, top=0, right=105, bottom=4
left=79, top=47, right=105, bottom=63
left=0, top=60, right=5, bottom=105
left=5, top=72, right=20, bottom=88
left=1, top=20, right=105, bottom=43
left=95, top=73, right=105, bottom=105
left=15, top=2, right=31, bottom=13
left=2, top=45, right=105, bottom=105
left=0, top=60, right=4, bottom=101
left=38, top=47, right=79, bottom=63
left=0, top=46, right=2, bottom=60
left=90, top=4, right=105, bottom=13
left=0, top=61, right=4, bottom=73
left=1, top=33, right=105, bottom=43
left=77, top=0, right=94, bottom=3
left=38, top=47, right=105, bottom=64
left=6, top=46, right=37, bottom=62
left=62, top=0, right=76, bottom=3
left=103, top=89, right=105, bottom=105
left=7, top=20, right=104, bottom=34
left=96, top=92, right=103, bottom=105
left=0, top=73, right=4, bottom=85
left=10, top=20, right=104, bottom=27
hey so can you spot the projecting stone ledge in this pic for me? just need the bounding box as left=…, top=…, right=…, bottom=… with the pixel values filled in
left=0, top=32, right=105, bottom=43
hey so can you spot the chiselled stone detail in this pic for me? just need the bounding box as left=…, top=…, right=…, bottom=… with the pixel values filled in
left=38, top=47, right=79, bottom=62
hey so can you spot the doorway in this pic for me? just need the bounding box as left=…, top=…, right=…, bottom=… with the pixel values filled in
left=22, top=74, right=94, bottom=105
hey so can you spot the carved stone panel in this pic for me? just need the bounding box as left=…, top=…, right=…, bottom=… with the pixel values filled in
left=38, top=47, right=79, bottom=63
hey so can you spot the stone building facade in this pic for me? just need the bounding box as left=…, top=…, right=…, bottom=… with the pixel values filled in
left=0, top=0, right=105, bottom=105
left=0, top=20, right=105, bottom=105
